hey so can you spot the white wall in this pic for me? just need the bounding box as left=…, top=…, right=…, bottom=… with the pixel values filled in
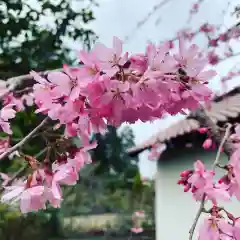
left=155, top=149, right=240, bottom=240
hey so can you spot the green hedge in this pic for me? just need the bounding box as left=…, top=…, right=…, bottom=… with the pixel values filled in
left=0, top=203, right=55, bottom=240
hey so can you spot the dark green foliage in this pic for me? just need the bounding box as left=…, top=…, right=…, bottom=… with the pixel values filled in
left=0, top=0, right=97, bottom=79
left=0, top=204, right=52, bottom=240
left=91, top=125, right=139, bottom=186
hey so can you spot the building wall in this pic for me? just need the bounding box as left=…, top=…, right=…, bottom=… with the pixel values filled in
left=155, top=148, right=240, bottom=240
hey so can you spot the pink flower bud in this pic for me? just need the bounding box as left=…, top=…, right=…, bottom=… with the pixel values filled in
left=184, top=183, right=191, bottom=192
left=168, top=40, right=174, bottom=49
left=198, top=127, right=208, bottom=134
left=202, top=138, right=212, bottom=149
left=219, top=34, right=228, bottom=42
left=180, top=170, right=193, bottom=177
left=177, top=179, right=185, bottom=185
left=191, top=186, right=197, bottom=193
left=209, top=39, right=218, bottom=47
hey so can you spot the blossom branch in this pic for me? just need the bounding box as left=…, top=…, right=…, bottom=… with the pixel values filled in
left=213, top=123, right=232, bottom=169
left=0, top=117, right=48, bottom=161
left=187, top=110, right=235, bottom=239
left=189, top=194, right=206, bottom=240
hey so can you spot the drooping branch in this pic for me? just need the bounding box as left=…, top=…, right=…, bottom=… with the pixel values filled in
left=189, top=194, right=206, bottom=240
left=0, top=117, right=49, bottom=161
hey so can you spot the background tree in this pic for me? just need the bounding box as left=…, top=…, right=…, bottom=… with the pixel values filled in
left=0, top=0, right=97, bottom=79
left=91, top=126, right=139, bottom=188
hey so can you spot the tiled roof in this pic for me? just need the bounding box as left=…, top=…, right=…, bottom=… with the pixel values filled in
left=127, top=88, right=240, bottom=156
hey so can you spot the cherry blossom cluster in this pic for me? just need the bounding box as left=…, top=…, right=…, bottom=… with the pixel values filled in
left=178, top=125, right=240, bottom=239
left=0, top=80, right=34, bottom=135
left=1, top=142, right=96, bottom=213
left=199, top=206, right=240, bottom=240
left=31, top=36, right=216, bottom=133
left=178, top=160, right=230, bottom=203
left=0, top=34, right=230, bottom=216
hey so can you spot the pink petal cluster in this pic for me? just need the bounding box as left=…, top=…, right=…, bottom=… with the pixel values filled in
left=0, top=91, right=35, bottom=135
left=202, top=138, right=213, bottom=150
left=0, top=142, right=96, bottom=213
left=0, top=104, right=16, bottom=134
left=178, top=160, right=230, bottom=204
left=199, top=215, right=236, bottom=240
left=30, top=37, right=215, bottom=141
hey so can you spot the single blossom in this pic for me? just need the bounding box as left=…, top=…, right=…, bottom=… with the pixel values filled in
left=202, top=138, right=213, bottom=149
left=188, top=160, right=214, bottom=189
left=198, top=216, right=233, bottom=240
left=93, top=36, right=128, bottom=77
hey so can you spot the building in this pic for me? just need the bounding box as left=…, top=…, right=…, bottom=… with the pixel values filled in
left=127, top=87, right=240, bottom=240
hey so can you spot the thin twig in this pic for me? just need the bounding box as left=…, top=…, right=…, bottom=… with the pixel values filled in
left=188, top=111, right=233, bottom=239
left=189, top=194, right=206, bottom=240
left=212, top=123, right=232, bottom=169
left=0, top=117, right=48, bottom=161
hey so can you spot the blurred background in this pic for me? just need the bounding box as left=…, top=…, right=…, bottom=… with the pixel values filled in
left=0, top=0, right=239, bottom=239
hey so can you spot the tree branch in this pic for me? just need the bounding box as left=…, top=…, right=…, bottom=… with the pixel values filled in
left=0, top=117, right=49, bottom=161
left=189, top=194, right=206, bottom=240
left=212, top=123, right=232, bottom=168
left=189, top=108, right=235, bottom=239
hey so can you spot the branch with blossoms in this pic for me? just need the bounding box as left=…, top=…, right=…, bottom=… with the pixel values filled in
left=177, top=110, right=240, bottom=239
left=0, top=17, right=238, bottom=240
left=0, top=33, right=216, bottom=211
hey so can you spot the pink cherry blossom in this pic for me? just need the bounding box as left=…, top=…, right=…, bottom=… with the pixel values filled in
left=53, top=162, right=79, bottom=185
left=202, top=138, right=213, bottom=149
left=93, top=36, right=128, bottom=77
left=1, top=181, right=25, bottom=204
left=198, top=127, right=208, bottom=134
left=0, top=104, right=16, bottom=121
left=198, top=216, right=233, bottom=240
left=0, top=105, right=16, bottom=134
left=188, top=160, right=214, bottom=189
left=20, top=185, right=46, bottom=213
